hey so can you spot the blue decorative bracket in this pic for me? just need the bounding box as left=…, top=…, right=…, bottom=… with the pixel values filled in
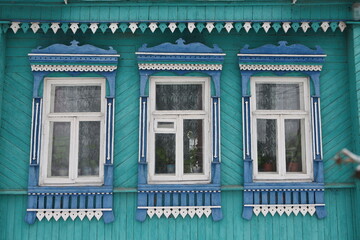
left=239, top=41, right=327, bottom=219
left=136, top=39, right=225, bottom=221
left=25, top=41, right=119, bottom=224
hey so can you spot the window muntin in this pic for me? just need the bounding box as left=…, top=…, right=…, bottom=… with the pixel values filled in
left=252, top=77, right=312, bottom=181
left=149, top=76, right=210, bottom=183
left=40, top=78, right=105, bottom=185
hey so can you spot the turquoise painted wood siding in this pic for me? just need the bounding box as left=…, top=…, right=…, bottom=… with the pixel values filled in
left=0, top=189, right=358, bottom=240
left=0, top=16, right=359, bottom=240
left=0, top=1, right=353, bottom=22
left=0, top=31, right=355, bottom=189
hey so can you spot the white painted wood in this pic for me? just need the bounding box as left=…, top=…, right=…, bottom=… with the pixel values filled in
left=109, top=23, right=118, bottom=33
left=50, top=22, right=60, bottom=33
left=89, top=23, right=99, bottom=34
left=168, top=22, right=177, bottom=33
left=251, top=76, right=313, bottom=181
left=70, top=23, right=79, bottom=34
left=224, top=22, right=233, bottom=33
left=30, top=22, right=40, bottom=33
left=149, top=22, right=158, bottom=33
left=262, top=22, right=271, bottom=33
left=148, top=76, right=211, bottom=184
left=129, top=22, right=138, bottom=33
left=39, top=78, right=106, bottom=186
left=187, top=22, right=196, bottom=33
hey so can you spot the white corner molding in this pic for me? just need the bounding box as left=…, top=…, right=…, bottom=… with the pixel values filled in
left=30, top=64, right=118, bottom=72
left=138, top=63, right=223, bottom=71
left=239, top=64, right=323, bottom=71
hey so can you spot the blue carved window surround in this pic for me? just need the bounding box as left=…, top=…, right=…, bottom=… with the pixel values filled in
left=239, top=41, right=327, bottom=219
left=25, top=41, right=119, bottom=224
left=135, top=39, right=225, bottom=221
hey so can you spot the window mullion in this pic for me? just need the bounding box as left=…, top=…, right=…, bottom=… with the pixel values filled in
left=177, top=116, right=184, bottom=180
left=70, top=117, right=79, bottom=182
left=278, top=116, right=285, bottom=177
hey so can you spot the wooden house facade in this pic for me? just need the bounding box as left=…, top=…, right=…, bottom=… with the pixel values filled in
left=0, top=0, right=360, bottom=239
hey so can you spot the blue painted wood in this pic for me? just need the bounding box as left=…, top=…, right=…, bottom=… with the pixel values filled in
left=30, top=40, right=117, bottom=55
left=138, top=38, right=223, bottom=53
left=240, top=41, right=325, bottom=55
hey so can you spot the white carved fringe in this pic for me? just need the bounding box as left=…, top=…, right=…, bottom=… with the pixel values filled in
left=239, top=64, right=322, bottom=72
left=141, top=207, right=215, bottom=219
left=138, top=63, right=222, bottom=71
left=30, top=65, right=117, bottom=72
left=28, top=209, right=109, bottom=221
left=250, top=204, right=319, bottom=217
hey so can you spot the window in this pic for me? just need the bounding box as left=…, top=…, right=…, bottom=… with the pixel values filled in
left=40, top=77, right=105, bottom=185
left=148, top=76, right=210, bottom=183
left=251, top=77, right=312, bottom=181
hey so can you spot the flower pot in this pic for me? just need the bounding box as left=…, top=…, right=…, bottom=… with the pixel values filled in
left=191, top=166, right=202, bottom=173
left=288, top=162, right=300, bottom=172
left=166, top=164, right=175, bottom=173
left=263, top=163, right=274, bottom=172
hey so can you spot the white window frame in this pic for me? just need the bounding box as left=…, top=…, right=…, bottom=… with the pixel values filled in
left=148, top=76, right=211, bottom=184
left=251, top=76, right=313, bottom=181
left=39, top=77, right=106, bottom=186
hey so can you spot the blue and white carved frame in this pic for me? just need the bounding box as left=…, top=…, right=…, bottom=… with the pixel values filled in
left=25, top=40, right=119, bottom=224
left=135, top=39, right=225, bottom=221
left=239, top=41, right=327, bottom=219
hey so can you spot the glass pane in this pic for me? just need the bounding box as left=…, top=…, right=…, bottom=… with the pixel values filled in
left=156, top=84, right=202, bottom=110
left=50, top=122, right=70, bottom=177
left=155, top=134, right=176, bottom=174
left=78, top=121, right=100, bottom=176
left=53, top=85, right=101, bottom=112
left=285, top=119, right=304, bottom=173
left=183, top=120, right=203, bottom=174
left=257, top=119, right=277, bottom=172
left=256, top=83, right=302, bottom=110
left=157, top=122, right=174, bottom=129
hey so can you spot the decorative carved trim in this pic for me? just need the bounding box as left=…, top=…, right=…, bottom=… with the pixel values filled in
left=27, top=209, right=110, bottom=221
left=244, top=188, right=324, bottom=192
left=245, top=204, right=324, bottom=217
left=30, top=64, right=117, bottom=72
left=137, top=206, right=220, bottom=219
left=138, top=63, right=222, bottom=71
left=239, top=64, right=322, bottom=71
left=8, top=21, right=347, bottom=34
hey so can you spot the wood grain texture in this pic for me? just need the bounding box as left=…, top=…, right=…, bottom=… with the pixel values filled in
left=0, top=30, right=355, bottom=190
left=0, top=189, right=357, bottom=240
left=0, top=2, right=353, bottom=22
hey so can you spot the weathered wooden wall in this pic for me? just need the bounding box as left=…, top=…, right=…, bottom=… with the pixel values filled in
left=0, top=11, right=359, bottom=240
left=0, top=1, right=353, bottom=22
